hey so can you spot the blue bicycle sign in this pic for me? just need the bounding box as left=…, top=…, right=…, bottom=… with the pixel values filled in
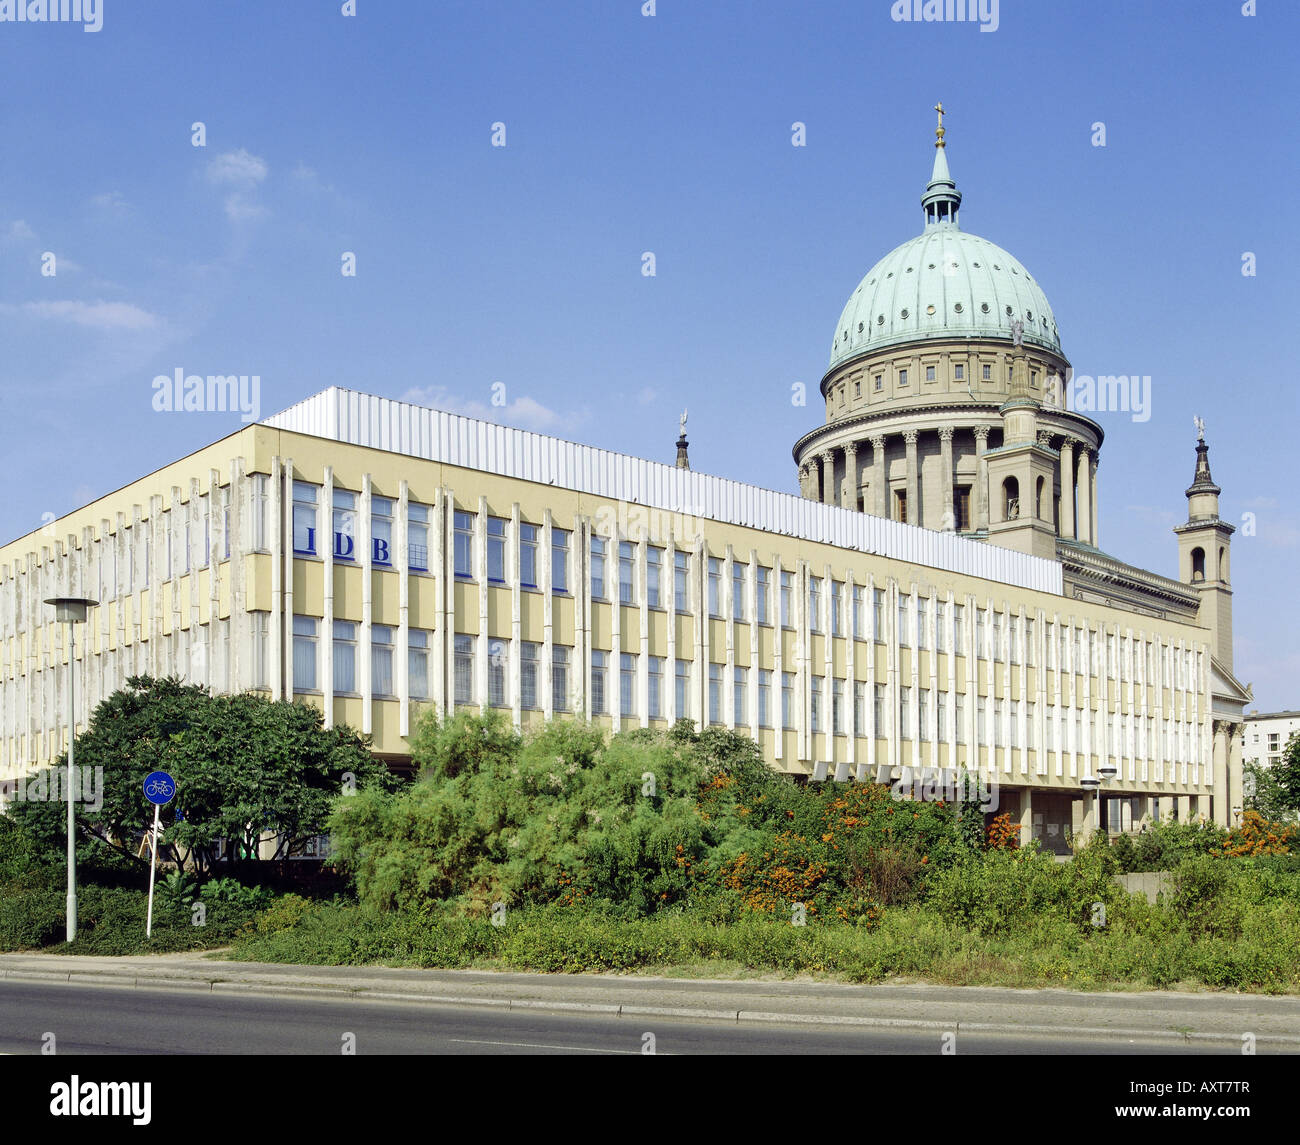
left=143, top=771, right=175, bottom=806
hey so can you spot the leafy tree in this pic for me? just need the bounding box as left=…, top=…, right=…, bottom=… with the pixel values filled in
left=8, top=676, right=392, bottom=874
left=1259, top=732, right=1300, bottom=819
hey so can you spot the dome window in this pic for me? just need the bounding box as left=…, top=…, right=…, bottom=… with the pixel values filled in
left=858, top=322, right=864, bottom=333
left=926, top=305, right=936, bottom=315
left=1005, top=305, right=1014, bottom=316
left=954, top=302, right=964, bottom=313
left=950, top=261, right=958, bottom=269
left=1026, top=310, right=1033, bottom=320
left=886, top=272, right=894, bottom=279
left=927, top=263, right=936, bottom=269
left=973, top=262, right=981, bottom=268
left=980, top=302, right=989, bottom=313
left=877, top=315, right=885, bottom=325
left=900, top=308, right=910, bottom=319
left=1011, top=267, right=1019, bottom=275
left=993, top=264, right=1001, bottom=270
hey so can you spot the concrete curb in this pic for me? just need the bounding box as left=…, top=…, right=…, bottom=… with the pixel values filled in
left=5, top=965, right=1299, bottom=1048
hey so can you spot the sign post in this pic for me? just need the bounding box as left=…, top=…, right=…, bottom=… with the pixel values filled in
left=142, top=771, right=176, bottom=938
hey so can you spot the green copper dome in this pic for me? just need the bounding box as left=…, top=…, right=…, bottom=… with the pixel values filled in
left=828, top=132, right=1062, bottom=370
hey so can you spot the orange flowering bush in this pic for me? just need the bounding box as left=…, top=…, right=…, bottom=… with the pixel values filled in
left=986, top=812, right=1021, bottom=852
left=1223, top=811, right=1297, bottom=857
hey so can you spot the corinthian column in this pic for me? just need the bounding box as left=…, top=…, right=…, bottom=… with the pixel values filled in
left=871, top=435, right=886, bottom=518
left=974, top=426, right=990, bottom=532
left=1059, top=437, right=1076, bottom=539
left=1091, top=456, right=1099, bottom=548
left=903, top=431, right=919, bottom=525
left=843, top=441, right=858, bottom=509
left=819, top=450, right=834, bottom=505
left=938, top=427, right=955, bottom=531
left=1076, top=447, right=1092, bottom=545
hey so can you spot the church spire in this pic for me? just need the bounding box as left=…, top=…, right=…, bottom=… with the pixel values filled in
left=921, top=102, right=961, bottom=228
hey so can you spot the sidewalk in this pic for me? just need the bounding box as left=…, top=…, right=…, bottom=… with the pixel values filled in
left=3, top=952, right=1299, bottom=1049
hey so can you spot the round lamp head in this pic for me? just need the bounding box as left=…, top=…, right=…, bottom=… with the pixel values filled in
left=44, top=596, right=99, bottom=623
left=1081, top=776, right=1101, bottom=792
left=1098, top=764, right=1118, bottom=781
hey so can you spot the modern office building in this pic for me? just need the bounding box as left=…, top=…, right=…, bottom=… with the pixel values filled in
left=1244, top=711, right=1300, bottom=771
left=0, top=118, right=1251, bottom=847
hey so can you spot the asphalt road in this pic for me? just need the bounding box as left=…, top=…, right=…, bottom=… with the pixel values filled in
left=0, top=981, right=1232, bottom=1055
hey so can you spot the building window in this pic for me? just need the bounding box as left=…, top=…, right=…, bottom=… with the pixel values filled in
left=919, top=688, right=930, bottom=738
left=552, top=646, right=571, bottom=711
left=809, top=576, right=823, bottom=632
left=371, top=496, right=394, bottom=566
left=995, top=699, right=1006, bottom=747
left=454, top=635, right=474, bottom=704
left=372, top=624, right=394, bottom=696
left=780, top=571, right=793, bottom=628
left=898, top=595, right=911, bottom=647
left=292, top=616, right=317, bottom=691
left=409, top=630, right=429, bottom=700
left=938, top=692, right=949, bottom=741
left=759, top=670, right=772, bottom=728
left=976, top=610, right=988, bottom=659
left=487, top=517, right=507, bottom=584
left=251, top=612, right=269, bottom=688
left=954, top=364, right=964, bottom=381
left=618, top=542, right=636, bottom=604
left=954, top=604, right=965, bottom=655
left=851, top=585, right=864, bottom=639
left=552, top=527, right=570, bottom=593
left=956, top=693, right=966, bottom=743
left=734, top=667, right=748, bottom=726
left=521, top=642, right=540, bottom=710
left=992, top=612, right=1004, bottom=662
left=954, top=486, right=971, bottom=531
left=874, top=683, right=886, bottom=733
left=292, top=482, right=318, bottom=555
left=978, top=696, right=988, bottom=746
left=873, top=588, right=884, bottom=641
left=925, top=365, right=936, bottom=381
left=831, top=581, right=844, bottom=636
left=874, top=374, right=883, bottom=391
left=732, top=561, right=747, bottom=621
left=519, top=523, right=539, bottom=589
left=982, top=364, right=992, bottom=381
left=832, top=678, right=844, bottom=735
left=620, top=653, right=637, bottom=717
left=488, top=640, right=507, bottom=706
left=756, top=566, right=770, bottom=624
left=899, top=686, right=912, bottom=739
left=917, top=598, right=929, bottom=650
left=811, top=676, right=823, bottom=733
left=333, top=621, right=357, bottom=693
left=646, top=547, right=663, bottom=609
left=782, top=672, right=795, bottom=729
left=898, top=369, right=908, bottom=386
left=648, top=656, right=664, bottom=719
left=408, top=503, right=429, bottom=571
left=936, top=600, right=949, bottom=653
left=1026, top=702, right=1036, bottom=749
left=709, top=664, right=723, bottom=725
left=590, top=537, right=607, bottom=600
left=853, top=680, right=865, bottom=733
left=707, top=558, right=722, bottom=617
left=675, top=659, right=691, bottom=720
left=894, top=489, right=908, bottom=523
left=333, top=489, right=358, bottom=561
left=1009, top=699, right=1020, bottom=748
left=453, top=510, right=474, bottom=578
left=674, top=551, right=690, bottom=612
left=590, top=651, right=608, bottom=715
left=252, top=474, right=270, bottom=552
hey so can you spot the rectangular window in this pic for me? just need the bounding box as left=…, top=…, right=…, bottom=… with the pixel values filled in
left=454, top=635, right=474, bottom=704
left=252, top=474, right=270, bottom=552
left=453, top=510, right=474, bottom=577
left=992, top=612, right=1004, bottom=662
left=1026, top=702, right=1036, bottom=750
left=371, top=496, right=394, bottom=566
left=899, top=686, right=912, bottom=739
left=780, top=571, right=794, bottom=628
left=709, top=663, right=723, bottom=725
left=874, top=683, right=886, bottom=733
left=954, top=363, right=964, bottom=380
left=782, top=672, right=795, bottom=729
left=936, top=601, right=949, bottom=653
left=409, top=629, right=429, bottom=700
left=852, top=585, right=864, bottom=639
left=982, top=364, right=992, bottom=381
left=590, top=537, right=607, bottom=600
left=978, top=696, right=988, bottom=746
left=917, top=598, right=929, bottom=650
left=519, top=523, right=539, bottom=589
left=590, top=650, right=608, bottom=715
left=408, top=503, right=429, bottom=571
left=919, top=689, right=930, bottom=739
left=809, top=577, right=822, bottom=632
left=956, top=693, right=966, bottom=744
left=488, top=640, right=507, bottom=706
left=333, top=620, right=357, bottom=693
left=648, top=656, right=664, bottom=719
left=938, top=692, right=949, bottom=741
left=292, top=482, right=318, bottom=555
left=620, top=653, right=637, bottom=717
left=873, top=589, right=884, bottom=641
left=925, top=365, right=936, bottom=381
left=521, top=642, right=540, bottom=710
left=874, top=373, right=883, bottom=391
left=977, top=610, right=988, bottom=659
left=897, top=595, right=910, bottom=647
left=619, top=542, right=636, bottom=604
left=551, top=528, right=570, bottom=593
left=646, top=547, right=663, bottom=609
left=832, top=678, right=844, bottom=735
left=292, top=616, right=317, bottom=691
left=708, top=558, right=722, bottom=617
left=831, top=581, right=844, bottom=636
left=732, top=562, right=746, bottom=621
left=734, top=667, right=748, bottom=726
left=895, top=489, right=908, bottom=523
left=333, top=489, right=357, bottom=561
left=759, top=669, right=772, bottom=728
left=1009, top=699, right=1020, bottom=748
left=898, top=368, right=908, bottom=386
left=487, top=517, right=507, bottom=584
left=674, top=551, right=690, bottom=612
left=954, top=604, right=966, bottom=656
left=995, top=699, right=1005, bottom=747
left=1026, top=617, right=1035, bottom=665
left=811, top=676, right=823, bottom=733
left=675, top=659, right=691, bottom=721
left=372, top=624, right=394, bottom=696
left=251, top=612, right=269, bottom=689
left=756, top=566, right=771, bottom=624
left=552, top=646, right=570, bottom=712
left=853, top=680, right=865, bottom=733
left=954, top=486, right=971, bottom=532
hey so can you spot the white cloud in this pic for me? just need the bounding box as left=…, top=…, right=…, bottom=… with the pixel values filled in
left=1, top=300, right=160, bottom=331
left=89, top=191, right=128, bottom=213
left=402, top=385, right=569, bottom=432
left=3, top=220, right=36, bottom=242
left=208, top=149, right=269, bottom=186
left=636, top=386, right=657, bottom=406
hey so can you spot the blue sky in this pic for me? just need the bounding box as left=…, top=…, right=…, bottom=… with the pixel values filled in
left=1, top=0, right=1295, bottom=708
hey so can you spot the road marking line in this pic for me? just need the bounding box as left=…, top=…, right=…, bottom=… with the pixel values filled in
left=448, top=1038, right=645, bottom=1054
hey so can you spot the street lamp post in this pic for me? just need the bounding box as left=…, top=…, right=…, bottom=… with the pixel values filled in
left=45, top=596, right=98, bottom=943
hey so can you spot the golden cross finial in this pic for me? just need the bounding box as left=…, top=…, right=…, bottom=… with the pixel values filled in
left=934, top=101, right=946, bottom=147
